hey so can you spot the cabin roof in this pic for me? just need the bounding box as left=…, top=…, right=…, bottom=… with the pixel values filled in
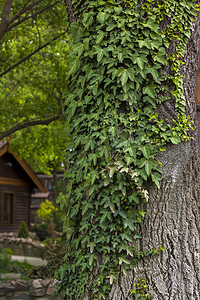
left=0, top=141, right=48, bottom=193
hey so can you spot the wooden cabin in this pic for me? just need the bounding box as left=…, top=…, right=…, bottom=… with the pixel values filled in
left=0, top=141, right=48, bottom=233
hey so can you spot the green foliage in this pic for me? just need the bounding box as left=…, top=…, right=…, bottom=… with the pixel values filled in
left=55, top=0, right=198, bottom=299
left=34, top=222, right=49, bottom=242
left=29, top=239, right=65, bottom=279
left=3, top=248, right=13, bottom=256
left=0, top=248, right=12, bottom=273
left=17, top=221, right=29, bottom=239
left=0, top=248, right=29, bottom=280
left=130, top=277, right=149, bottom=300
left=10, top=121, right=69, bottom=174
left=38, top=199, right=63, bottom=232
left=0, top=1, right=70, bottom=173
left=37, top=200, right=59, bottom=221
left=35, top=200, right=63, bottom=240
left=16, top=260, right=33, bottom=272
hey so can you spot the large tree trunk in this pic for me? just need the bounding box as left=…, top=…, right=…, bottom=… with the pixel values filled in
left=106, top=15, right=200, bottom=300
left=59, top=2, right=200, bottom=299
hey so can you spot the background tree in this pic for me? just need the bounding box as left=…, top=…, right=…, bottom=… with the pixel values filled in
left=0, top=0, right=70, bottom=172
left=55, top=0, right=200, bottom=299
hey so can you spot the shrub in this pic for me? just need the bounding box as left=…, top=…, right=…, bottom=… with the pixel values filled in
left=28, top=238, right=65, bottom=279
left=17, top=221, right=29, bottom=239
left=51, top=209, right=63, bottom=232
left=37, top=199, right=58, bottom=221
left=0, top=248, right=29, bottom=279
left=34, top=222, right=49, bottom=241
left=35, top=199, right=63, bottom=239
left=0, top=248, right=12, bottom=272
left=4, top=248, right=13, bottom=256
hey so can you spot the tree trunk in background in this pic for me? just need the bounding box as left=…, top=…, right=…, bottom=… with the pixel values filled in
left=104, top=14, right=200, bottom=300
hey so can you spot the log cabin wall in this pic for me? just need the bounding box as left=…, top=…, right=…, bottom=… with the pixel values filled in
left=0, top=143, right=47, bottom=233
left=0, top=151, right=34, bottom=233
left=0, top=185, right=31, bottom=233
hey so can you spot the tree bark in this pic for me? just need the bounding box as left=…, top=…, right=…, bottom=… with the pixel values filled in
left=0, top=0, right=13, bottom=40
left=64, top=0, right=77, bottom=23
left=104, top=13, right=200, bottom=300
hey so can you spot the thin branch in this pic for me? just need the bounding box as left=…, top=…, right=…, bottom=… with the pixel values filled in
left=6, top=1, right=61, bottom=34
left=8, top=0, right=44, bottom=26
left=0, top=32, right=66, bottom=78
left=0, top=91, right=64, bottom=140
left=0, top=113, right=64, bottom=140
left=22, top=0, right=34, bottom=10
left=35, top=18, right=42, bottom=47
left=1, top=83, right=19, bottom=101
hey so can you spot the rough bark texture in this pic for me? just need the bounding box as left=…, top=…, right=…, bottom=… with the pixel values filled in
left=0, top=0, right=13, bottom=40
left=64, top=0, right=77, bottom=23
left=106, top=14, right=200, bottom=300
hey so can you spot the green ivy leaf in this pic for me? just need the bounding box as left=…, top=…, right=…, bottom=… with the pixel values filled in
left=133, top=55, right=148, bottom=70
left=96, top=31, right=105, bottom=44
left=100, top=211, right=112, bottom=223
left=133, top=57, right=144, bottom=70
left=121, top=69, right=128, bottom=86
left=138, top=39, right=151, bottom=49
left=119, top=257, right=131, bottom=265
left=143, top=86, right=156, bottom=98
left=73, top=42, right=84, bottom=57
left=109, top=166, right=117, bottom=178
left=68, top=57, right=80, bottom=75
left=127, top=68, right=135, bottom=81
left=170, top=135, right=181, bottom=144
left=151, top=172, right=162, bottom=188
left=153, top=53, right=166, bottom=65
left=82, top=202, right=93, bottom=215
left=151, top=68, right=161, bottom=83
left=97, top=12, right=109, bottom=24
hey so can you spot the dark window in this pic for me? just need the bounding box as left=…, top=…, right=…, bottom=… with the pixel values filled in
left=2, top=192, right=14, bottom=224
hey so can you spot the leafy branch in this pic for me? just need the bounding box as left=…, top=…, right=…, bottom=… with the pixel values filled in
left=0, top=0, right=45, bottom=39
left=0, top=0, right=63, bottom=40
left=5, top=1, right=61, bottom=35
left=0, top=95, right=64, bottom=140
left=0, top=32, right=67, bottom=78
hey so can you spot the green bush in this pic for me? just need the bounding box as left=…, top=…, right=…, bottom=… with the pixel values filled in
left=52, top=209, right=63, bottom=232
left=0, top=248, right=30, bottom=279
left=34, top=200, right=63, bottom=240
left=3, top=248, right=13, bottom=256
left=37, top=199, right=63, bottom=232
left=28, top=238, right=65, bottom=279
left=17, top=221, right=29, bottom=239
left=34, top=222, right=49, bottom=241
left=0, top=248, right=12, bottom=273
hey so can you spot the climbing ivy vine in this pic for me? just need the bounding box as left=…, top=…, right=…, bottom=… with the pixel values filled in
left=55, top=0, right=199, bottom=299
